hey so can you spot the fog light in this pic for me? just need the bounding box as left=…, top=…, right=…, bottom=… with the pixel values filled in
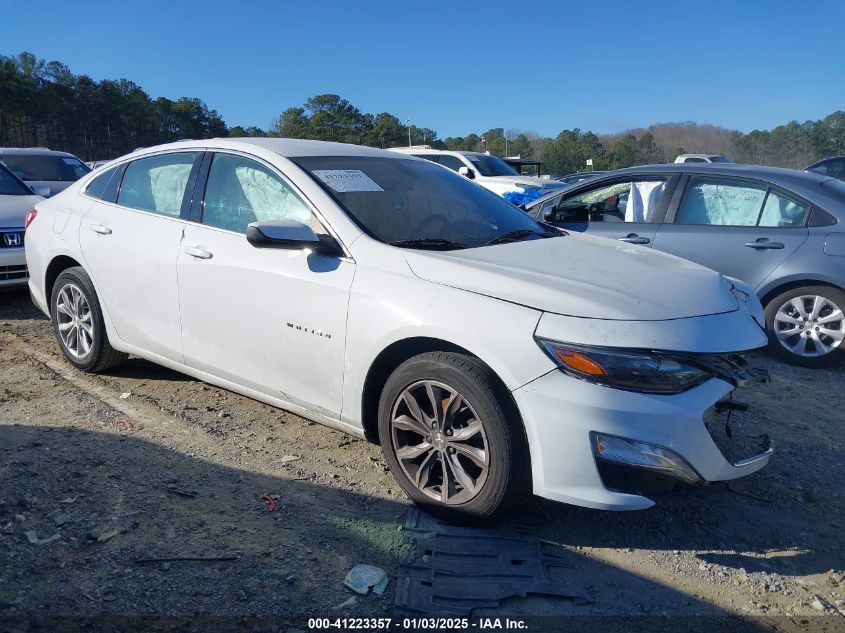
left=591, top=433, right=701, bottom=486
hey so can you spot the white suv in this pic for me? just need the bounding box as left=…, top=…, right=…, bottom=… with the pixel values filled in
left=25, top=138, right=772, bottom=520
left=390, top=147, right=564, bottom=198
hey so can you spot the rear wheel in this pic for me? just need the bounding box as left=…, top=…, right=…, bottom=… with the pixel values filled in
left=377, top=351, right=528, bottom=521
left=50, top=267, right=127, bottom=372
left=765, top=285, right=845, bottom=368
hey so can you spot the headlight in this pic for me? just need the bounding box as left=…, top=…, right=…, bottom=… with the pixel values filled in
left=536, top=339, right=714, bottom=394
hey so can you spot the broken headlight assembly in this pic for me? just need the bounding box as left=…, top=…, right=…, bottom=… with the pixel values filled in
left=536, top=339, right=717, bottom=394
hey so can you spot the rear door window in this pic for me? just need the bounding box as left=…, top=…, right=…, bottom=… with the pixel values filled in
left=675, top=176, right=809, bottom=227
left=117, top=152, right=199, bottom=217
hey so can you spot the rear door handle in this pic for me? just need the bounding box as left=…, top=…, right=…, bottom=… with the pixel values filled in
left=183, top=245, right=213, bottom=260
left=617, top=233, right=650, bottom=245
left=745, top=239, right=784, bottom=250
left=89, top=223, right=112, bottom=235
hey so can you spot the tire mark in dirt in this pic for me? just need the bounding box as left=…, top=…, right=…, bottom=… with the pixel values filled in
left=5, top=335, right=182, bottom=434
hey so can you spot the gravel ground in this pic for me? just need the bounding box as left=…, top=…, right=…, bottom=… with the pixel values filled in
left=1, top=286, right=843, bottom=632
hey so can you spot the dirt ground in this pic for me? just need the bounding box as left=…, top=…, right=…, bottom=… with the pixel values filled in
left=1, top=286, right=844, bottom=632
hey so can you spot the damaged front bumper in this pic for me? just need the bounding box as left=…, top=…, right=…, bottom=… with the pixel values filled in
left=512, top=357, right=773, bottom=511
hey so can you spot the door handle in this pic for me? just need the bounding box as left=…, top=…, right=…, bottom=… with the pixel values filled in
left=89, top=223, right=112, bottom=235
left=744, top=239, right=784, bottom=250
left=617, top=233, right=650, bottom=245
left=183, top=245, right=213, bottom=260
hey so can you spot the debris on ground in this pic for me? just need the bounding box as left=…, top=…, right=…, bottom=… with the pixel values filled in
left=119, top=392, right=131, bottom=399
left=90, top=527, right=118, bottom=543
left=114, top=418, right=135, bottom=431
left=260, top=493, right=277, bottom=512
left=25, top=530, right=60, bottom=545
left=132, top=555, right=238, bottom=564
left=395, top=510, right=588, bottom=615
left=344, top=564, right=389, bottom=595
left=280, top=455, right=301, bottom=464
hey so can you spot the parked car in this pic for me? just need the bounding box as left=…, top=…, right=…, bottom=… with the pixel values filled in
left=389, top=147, right=564, bottom=198
left=805, top=156, right=845, bottom=181
left=27, top=138, right=771, bottom=519
left=0, top=163, right=42, bottom=287
left=0, top=147, right=90, bottom=197
left=552, top=171, right=608, bottom=186
left=675, top=154, right=733, bottom=164
left=525, top=163, right=845, bottom=367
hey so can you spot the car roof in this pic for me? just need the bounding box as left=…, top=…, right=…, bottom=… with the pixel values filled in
left=527, top=162, right=845, bottom=215
left=0, top=147, right=79, bottom=157
left=136, top=137, right=415, bottom=159
left=805, top=155, right=845, bottom=169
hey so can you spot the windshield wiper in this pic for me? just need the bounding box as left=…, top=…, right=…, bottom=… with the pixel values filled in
left=485, top=229, right=551, bottom=246
left=389, top=238, right=470, bottom=250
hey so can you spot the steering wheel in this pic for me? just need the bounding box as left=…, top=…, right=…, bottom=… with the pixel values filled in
left=412, top=213, right=450, bottom=238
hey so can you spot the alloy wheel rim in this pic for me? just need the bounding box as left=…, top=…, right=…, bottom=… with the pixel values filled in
left=774, top=294, right=844, bottom=358
left=55, top=282, right=94, bottom=359
left=390, top=380, right=489, bottom=505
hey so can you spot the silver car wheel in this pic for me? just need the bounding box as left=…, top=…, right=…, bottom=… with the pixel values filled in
left=55, top=282, right=94, bottom=359
left=390, top=380, right=489, bottom=505
left=774, top=294, right=844, bottom=358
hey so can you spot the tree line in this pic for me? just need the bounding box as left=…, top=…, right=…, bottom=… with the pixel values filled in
left=1, top=52, right=842, bottom=175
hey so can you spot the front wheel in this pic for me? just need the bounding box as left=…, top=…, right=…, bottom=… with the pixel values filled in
left=377, top=351, right=529, bottom=521
left=765, top=285, right=845, bottom=368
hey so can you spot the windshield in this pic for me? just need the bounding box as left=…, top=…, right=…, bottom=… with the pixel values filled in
left=293, top=156, right=552, bottom=249
left=464, top=154, right=519, bottom=177
left=0, top=154, right=90, bottom=182
left=709, top=156, right=732, bottom=163
left=0, top=164, right=32, bottom=195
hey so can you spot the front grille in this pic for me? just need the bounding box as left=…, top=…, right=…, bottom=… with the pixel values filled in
left=703, top=399, right=771, bottom=465
left=0, top=265, right=28, bottom=281
left=0, top=229, right=25, bottom=248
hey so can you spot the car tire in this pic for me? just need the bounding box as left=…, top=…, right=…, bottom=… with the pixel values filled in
left=377, top=351, right=529, bottom=522
left=50, top=267, right=127, bottom=373
left=764, top=285, right=845, bottom=368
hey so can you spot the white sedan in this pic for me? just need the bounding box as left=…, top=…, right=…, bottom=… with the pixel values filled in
left=1, top=162, right=43, bottom=287
left=25, top=138, right=772, bottom=520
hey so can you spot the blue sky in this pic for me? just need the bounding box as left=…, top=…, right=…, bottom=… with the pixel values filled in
left=2, top=0, right=843, bottom=138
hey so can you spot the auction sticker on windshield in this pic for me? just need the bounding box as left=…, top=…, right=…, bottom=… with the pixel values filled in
left=313, top=169, right=384, bottom=193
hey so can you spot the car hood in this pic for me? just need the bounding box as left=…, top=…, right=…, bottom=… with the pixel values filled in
left=401, top=233, right=738, bottom=321
left=0, top=194, right=41, bottom=227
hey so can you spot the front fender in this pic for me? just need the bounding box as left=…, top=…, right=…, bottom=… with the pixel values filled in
left=340, top=266, right=552, bottom=429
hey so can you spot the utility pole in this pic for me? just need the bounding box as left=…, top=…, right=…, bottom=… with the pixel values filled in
left=406, top=118, right=411, bottom=147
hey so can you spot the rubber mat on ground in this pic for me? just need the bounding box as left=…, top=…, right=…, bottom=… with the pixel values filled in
left=395, top=510, right=588, bottom=615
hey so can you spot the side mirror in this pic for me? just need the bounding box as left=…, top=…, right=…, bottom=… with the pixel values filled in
left=31, top=185, right=50, bottom=197
left=542, top=209, right=555, bottom=222
left=246, top=220, right=343, bottom=257
left=458, top=166, right=475, bottom=179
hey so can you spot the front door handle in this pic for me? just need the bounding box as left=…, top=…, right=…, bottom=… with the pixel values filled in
left=745, top=238, right=784, bottom=250
left=617, top=233, right=650, bottom=245
left=183, top=245, right=213, bottom=260
left=89, top=223, right=112, bottom=235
